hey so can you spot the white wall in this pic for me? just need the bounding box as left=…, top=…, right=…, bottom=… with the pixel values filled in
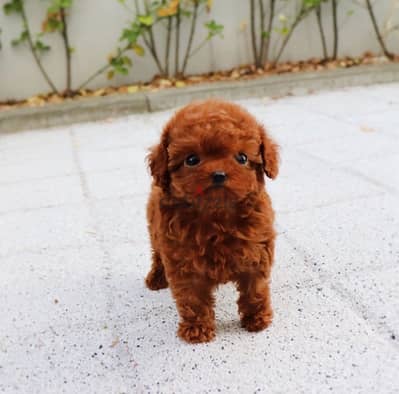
left=0, top=0, right=398, bottom=101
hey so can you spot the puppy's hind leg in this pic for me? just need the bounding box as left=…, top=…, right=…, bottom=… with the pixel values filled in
left=145, top=251, right=168, bottom=290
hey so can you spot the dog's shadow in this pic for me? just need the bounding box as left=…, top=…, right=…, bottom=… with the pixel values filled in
left=216, top=318, right=242, bottom=335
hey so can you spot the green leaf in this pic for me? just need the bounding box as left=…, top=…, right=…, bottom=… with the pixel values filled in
left=47, top=5, right=60, bottom=13
left=115, top=65, right=129, bottom=75
left=11, top=30, right=28, bottom=46
left=45, top=18, right=64, bottom=32
left=59, top=0, right=73, bottom=8
left=281, top=27, right=289, bottom=36
left=261, top=31, right=270, bottom=38
left=303, top=0, right=323, bottom=8
left=122, top=56, right=132, bottom=67
left=35, top=39, right=51, bottom=52
left=149, top=1, right=162, bottom=13
left=107, top=70, right=115, bottom=80
left=180, top=9, right=192, bottom=18
left=120, top=24, right=142, bottom=44
left=132, top=44, right=145, bottom=56
left=138, top=14, right=154, bottom=26
left=3, top=0, right=23, bottom=15
left=205, top=20, right=224, bottom=40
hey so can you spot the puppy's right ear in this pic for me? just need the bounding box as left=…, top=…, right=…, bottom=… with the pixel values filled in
left=147, top=129, right=170, bottom=192
left=258, top=124, right=279, bottom=180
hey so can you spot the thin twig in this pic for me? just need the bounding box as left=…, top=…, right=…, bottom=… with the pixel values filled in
left=365, top=0, right=394, bottom=59
left=186, top=38, right=208, bottom=59
left=175, top=2, right=181, bottom=77
left=60, top=8, right=72, bottom=94
left=274, top=5, right=313, bottom=64
left=258, top=0, right=266, bottom=67
left=140, top=28, right=165, bottom=75
left=20, top=3, right=58, bottom=94
left=77, top=47, right=129, bottom=90
left=250, top=0, right=258, bottom=67
left=142, top=0, right=164, bottom=75
left=181, top=1, right=199, bottom=76
left=315, top=4, right=327, bottom=60
left=262, top=0, right=276, bottom=63
left=164, top=17, right=172, bottom=77
left=332, top=0, right=338, bottom=59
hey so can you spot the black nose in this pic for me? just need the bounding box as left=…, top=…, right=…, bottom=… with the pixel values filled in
left=212, top=171, right=227, bottom=185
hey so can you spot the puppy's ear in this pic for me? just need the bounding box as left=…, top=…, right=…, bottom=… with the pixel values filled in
left=259, top=124, right=279, bottom=179
left=147, top=128, right=170, bottom=191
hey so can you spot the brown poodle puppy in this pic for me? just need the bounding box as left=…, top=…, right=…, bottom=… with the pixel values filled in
left=145, top=99, right=279, bottom=343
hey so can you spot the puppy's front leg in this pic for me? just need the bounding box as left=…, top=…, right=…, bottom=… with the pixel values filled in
left=169, top=276, right=216, bottom=343
left=236, top=272, right=273, bottom=332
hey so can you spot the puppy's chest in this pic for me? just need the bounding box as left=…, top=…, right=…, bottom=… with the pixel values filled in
left=173, top=221, right=267, bottom=280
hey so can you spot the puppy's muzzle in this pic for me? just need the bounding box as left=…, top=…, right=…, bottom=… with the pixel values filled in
left=212, top=171, right=227, bottom=185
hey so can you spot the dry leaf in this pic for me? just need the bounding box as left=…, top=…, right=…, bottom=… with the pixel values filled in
left=93, top=89, right=106, bottom=97
left=360, top=125, right=376, bottom=133
left=127, top=85, right=139, bottom=93
left=157, top=0, right=179, bottom=17
left=158, top=79, right=173, bottom=88
left=47, top=95, right=63, bottom=104
left=110, top=337, right=120, bottom=348
left=230, top=70, right=240, bottom=79
left=27, top=96, right=46, bottom=107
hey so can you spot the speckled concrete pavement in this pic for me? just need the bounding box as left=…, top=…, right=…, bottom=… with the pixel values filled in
left=1, top=84, right=399, bottom=394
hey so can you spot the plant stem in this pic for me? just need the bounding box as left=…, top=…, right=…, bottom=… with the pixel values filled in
left=60, top=8, right=72, bottom=94
left=250, top=0, right=259, bottom=67
left=258, top=0, right=266, bottom=67
left=20, top=3, right=58, bottom=94
left=186, top=38, right=208, bottom=59
left=164, top=17, right=172, bottom=77
left=141, top=0, right=164, bottom=75
left=332, top=0, right=338, bottom=59
left=315, top=4, right=327, bottom=60
left=274, top=5, right=313, bottom=64
left=141, top=28, right=165, bottom=75
left=263, top=0, right=276, bottom=63
left=365, top=0, right=394, bottom=59
left=175, top=2, right=181, bottom=77
left=181, top=1, right=199, bottom=76
left=77, top=47, right=129, bottom=90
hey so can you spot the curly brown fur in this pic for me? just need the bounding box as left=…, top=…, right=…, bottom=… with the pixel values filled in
left=145, top=99, right=279, bottom=343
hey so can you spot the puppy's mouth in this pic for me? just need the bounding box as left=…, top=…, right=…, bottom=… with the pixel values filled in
left=208, top=184, right=226, bottom=190
left=198, top=184, right=238, bottom=200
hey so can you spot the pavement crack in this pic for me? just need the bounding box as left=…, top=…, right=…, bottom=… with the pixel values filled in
left=69, top=129, right=117, bottom=325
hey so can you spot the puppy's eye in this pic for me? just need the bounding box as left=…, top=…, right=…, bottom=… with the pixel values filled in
left=185, top=154, right=200, bottom=167
left=235, top=153, right=248, bottom=165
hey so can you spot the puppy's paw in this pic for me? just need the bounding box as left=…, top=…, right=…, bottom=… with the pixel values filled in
left=178, top=322, right=215, bottom=344
left=145, top=269, right=168, bottom=290
left=241, top=311, right=273, bottom=332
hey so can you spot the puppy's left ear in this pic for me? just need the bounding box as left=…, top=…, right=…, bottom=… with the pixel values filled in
left=258, top=124, right=279, bottom=179
left=147, top=128, right=170, bottom=192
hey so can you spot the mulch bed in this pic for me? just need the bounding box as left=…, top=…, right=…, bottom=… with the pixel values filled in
left=1, top=52, right=398, bottom=112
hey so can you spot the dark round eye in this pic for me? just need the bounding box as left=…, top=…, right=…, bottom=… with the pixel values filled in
left=185, top=154, right=200, bottom=167
left=235, top=153, right=248, bottom=165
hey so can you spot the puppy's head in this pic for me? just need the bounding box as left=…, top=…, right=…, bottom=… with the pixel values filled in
left=148, top=100, right=279, bottom=202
